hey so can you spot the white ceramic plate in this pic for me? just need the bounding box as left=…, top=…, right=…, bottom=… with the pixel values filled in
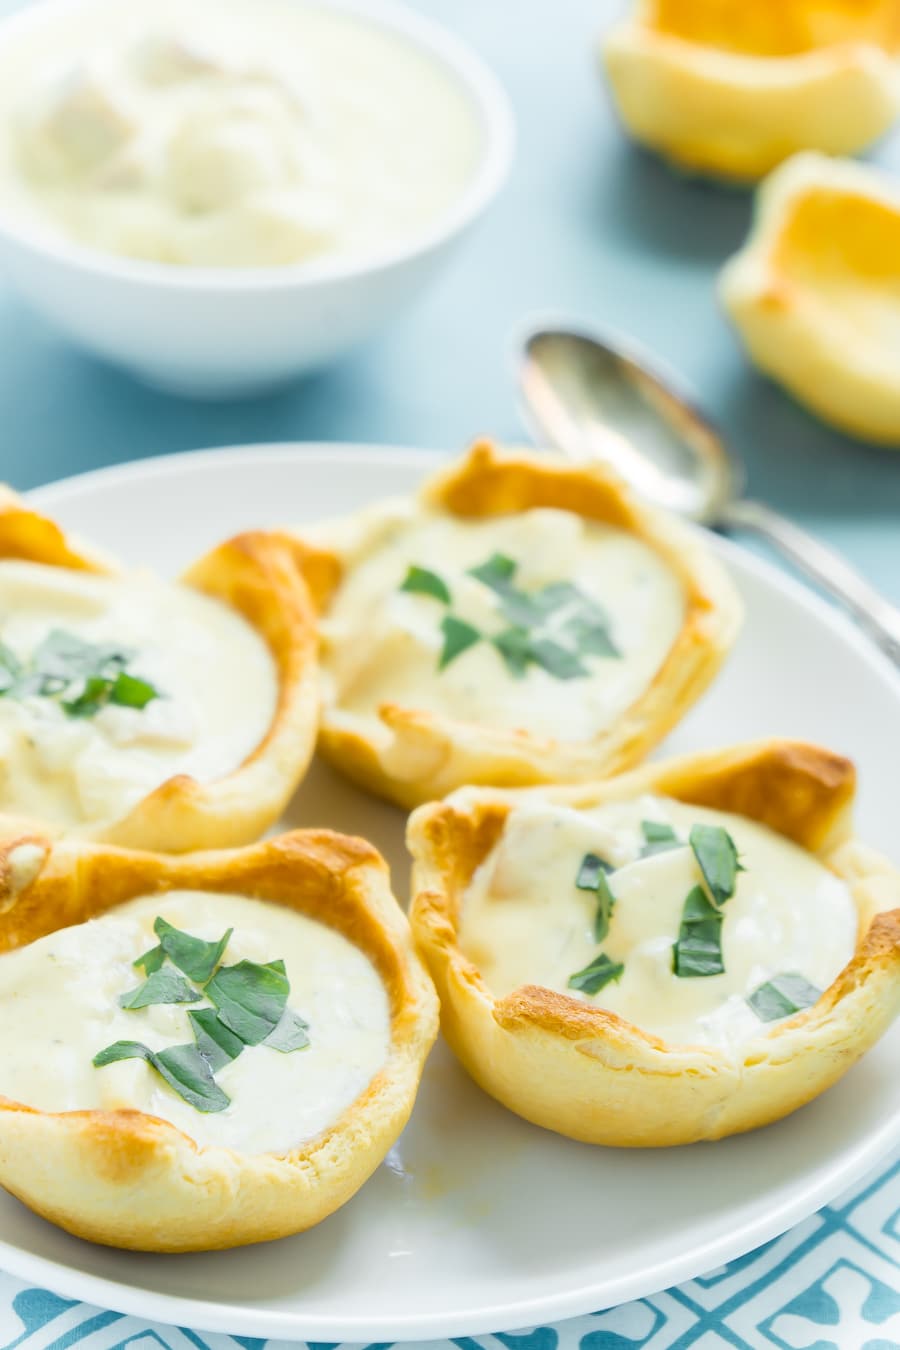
left=1, top=444, right=898, bottom=1342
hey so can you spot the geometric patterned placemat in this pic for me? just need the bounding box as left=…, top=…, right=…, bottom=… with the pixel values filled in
left=1, top=1148, right=898, bottom=1350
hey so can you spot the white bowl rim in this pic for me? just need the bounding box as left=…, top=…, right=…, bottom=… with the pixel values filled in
left=0, top=0, right=516, bottom=292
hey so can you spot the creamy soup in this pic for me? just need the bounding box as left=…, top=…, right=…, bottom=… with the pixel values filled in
left=459, top=795, right=857, bottom=1051
left=0, top=0, right=482, bottom=266
left=0, top=891, right=391, bottom=1154
left=319, top=505, right=685, bottom=743
left=0, top=560, right=276, bottom=826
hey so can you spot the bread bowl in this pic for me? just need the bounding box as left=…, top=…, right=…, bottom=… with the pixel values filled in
left=602, top=1, right=900, bottom=182
left=291, top=440, right=742, bottom=808
left=408, top=739, right=900, bottom=1146
left=0, top=487, right=320, bottom=850
left=0, top=826, right=438, bottom=1250
left=720, top=152, right=900, bottom=445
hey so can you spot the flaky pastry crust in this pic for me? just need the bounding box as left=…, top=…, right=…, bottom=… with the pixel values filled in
left=0, top=828, right=438, bottom=1250
left=408, top=739, right=900, bottom=1147
left=0, top=488, right=320, bottom=850
left=721, top=152, right=900, bottom=445
left=603, top=1, right=900, bottom=182
left=291, top=441, right=742, bottom=809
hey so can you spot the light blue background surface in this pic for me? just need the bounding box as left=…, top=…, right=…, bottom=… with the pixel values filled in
left=0, top=1, right=898, bottom=1346
left=0, top=0, right=896, bottom=602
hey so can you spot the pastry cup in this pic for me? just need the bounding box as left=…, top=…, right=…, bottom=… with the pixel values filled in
left=602, top=1, right=900, bottom=181
left=408, top=739, right=900, bottom=1147
left=0, top=828, right=438, bottom=1250
left=720, top=152, right=900, bottom=445
left=293, top=441, right=742, bottom=809
left=0, top=488, right=320, bottom=850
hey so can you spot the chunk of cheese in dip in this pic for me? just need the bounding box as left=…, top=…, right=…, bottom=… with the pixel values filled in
left=0, top=0, right=481, bottom=266
left=0, top=560, right=276, bottom=826
left=0, top=891, right=391, bottom=1154
left=459, top=796, right=858, bottom=1051
left=319, top=505, right=685, bottom=742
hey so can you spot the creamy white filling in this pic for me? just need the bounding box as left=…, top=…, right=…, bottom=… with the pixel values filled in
left=459, top=795, right=858, bottom=1051
left=0, top=560, right=276, bottom=826
left=320, top=506, right=685, bottom=743
left=0, top=0, right=481, bottom=267
left=0, top=891, right=391, bottom=1154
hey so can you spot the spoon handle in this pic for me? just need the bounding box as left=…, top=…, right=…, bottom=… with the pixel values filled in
left=722, top=498, right=900, bottom=668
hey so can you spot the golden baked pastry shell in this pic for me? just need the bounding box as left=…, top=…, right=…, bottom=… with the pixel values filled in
left=721, top=152, right=900, bottom=445
left=408, top=739, right=900, bottom=1147
left=0, top=829, right=439, bottom=1250
left=603, top=1, right=900, bottom=181
left=0, top=488, right=321, bottom=850
left=295, top=441, right=742, bottom=809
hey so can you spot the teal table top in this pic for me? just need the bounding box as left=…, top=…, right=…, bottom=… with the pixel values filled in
left=0, top=0, right=897, bottom=601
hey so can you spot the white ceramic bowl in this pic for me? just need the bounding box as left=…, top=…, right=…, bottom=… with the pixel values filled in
left=0, top=0, right=514, bottom=398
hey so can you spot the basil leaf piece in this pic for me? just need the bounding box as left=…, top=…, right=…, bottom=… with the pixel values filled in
left=93, top=1039, right=230, bottom=1113
left=438, top=615, right=481, bottom=670
left=468, top=553, right=517, bottom=591
left=567, top=616, right=620, bottom=658
left=206, top=959, right=289, bottom=1045
left=265, top=958, right=287, bottom=975
left=133, top=944, right=165, bottom=976
left=575, top=852, right=613, bottom=891
left=109, top=671, right=159, bottom=710
left=263, top=1007, right=311, bottom=1053
left=672, top=885, right=725, bottom=978
left=593, top=871, right=617, bottom=943
left=747, top=973, right=821, bottom=1023
left=153, top=917, right=232, bottom=985
left=568, top=952, right=625, bottom=995
left=689, top=824, right=743, bottom=907
left=189, top=1008, right=245, bottom=1071
left=119, top=968, right=203, bottom=1010
left=399, top=565, right=451, bottom=605
left=527, top=637, right=589, bottom=680
left=61, top=675, right=114, bottom=718
left=491, top=626, right=531, bottom=677
left=640, top=820, right=682, bottom=858
left=0, top=642, right=23, bottom=693
left=33, top=630, right=131, bottom=682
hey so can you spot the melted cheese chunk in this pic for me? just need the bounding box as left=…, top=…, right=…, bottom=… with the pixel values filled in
left=320, top=506, right=685, bottom=743
left=0, top=560, right=276, bottom=826
left=0, top=891, right=390, bottom=1154
left=459, top=796, right=858, bottom=1051
left=0, top=0, right=481, bottom=267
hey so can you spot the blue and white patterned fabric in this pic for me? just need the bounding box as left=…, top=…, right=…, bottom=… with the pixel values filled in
left=1, top=1151, right=898, bottom=1350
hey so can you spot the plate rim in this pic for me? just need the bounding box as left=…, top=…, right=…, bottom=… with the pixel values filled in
left=1, top=439, right=896, bottom=1340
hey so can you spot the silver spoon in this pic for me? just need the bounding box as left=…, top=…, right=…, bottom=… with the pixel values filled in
left=517, top=324, right=900, bottom=668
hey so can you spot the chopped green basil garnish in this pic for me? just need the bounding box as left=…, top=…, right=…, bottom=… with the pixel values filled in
left=592, top=870, right=617, bottom=943
left=206, top=958, right=290, bottom=1045
left=439, top=615, right=481, bottom=669
left=189, top=1007, right=245, bottom=1072
left=263, top=1007, right=311, bottom=1052
left=566, top=615, right=621, bottom=658
left=527, top=637, right=589, bottom=680
left=119, top=967, right=202, bottom=1010
left=133, top=944, right=165, bottom=976
left=0, top=627, right=159, bottom=719
left=154, top=916, right=232, bottom=985
left=672, top=885, right=725, bottom=978
left=92, top=1040, right=230, bottom=1114
left=399, top=565, right=451, bottom=605
left=747, top=973, right=821, bottom=1023
left=491, top=626, right=531, bottom=677
left=568, top=952, right=625, bottom=995
left=467, top=552, right=517, bottom=592
left=575, top=852, right=614, bottom=891
left=689, top=824, right=743, bottom=907
left=639, top=820, right=681, bottom=858
left=96, top=920, right=310, bottom=1113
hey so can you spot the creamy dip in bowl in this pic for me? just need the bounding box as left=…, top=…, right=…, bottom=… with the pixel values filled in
left=0, top=0, right=513, bottom=394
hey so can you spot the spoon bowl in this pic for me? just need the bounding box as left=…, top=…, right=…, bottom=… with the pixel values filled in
left=519, top=327, right=743, bottom=522
left=517, top=322, right=900, bottom=667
